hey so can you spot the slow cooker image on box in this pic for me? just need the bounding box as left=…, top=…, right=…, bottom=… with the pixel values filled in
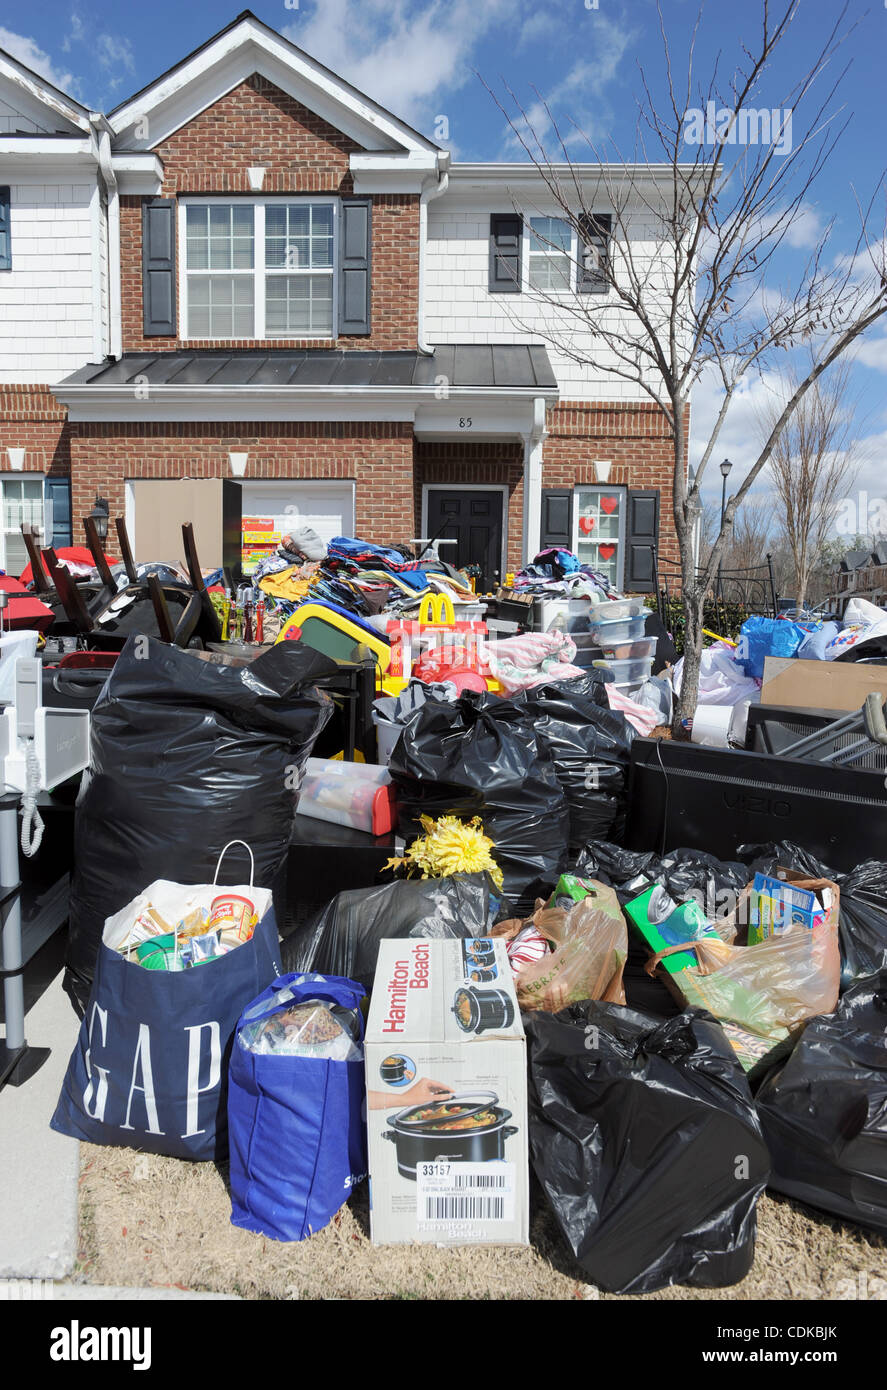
left=452, top=986, right=515, bottom=1034
left=380, top=1055, right=407, bottom=1083
left=383, top=1092, right=518, bottom=1180
left=462, top=940, right=496, bottom=969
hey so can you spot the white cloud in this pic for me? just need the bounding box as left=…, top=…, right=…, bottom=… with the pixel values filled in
left=855, top=330, right=887, bottom=373
left=0, top=27, right=80, bottom=96
left=283, top=0, right=512, bottom=133
left=96, top=34, right=135, bottom=76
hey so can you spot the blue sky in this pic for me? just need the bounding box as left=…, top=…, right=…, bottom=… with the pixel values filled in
left=2, top=0, right=885, bottom=525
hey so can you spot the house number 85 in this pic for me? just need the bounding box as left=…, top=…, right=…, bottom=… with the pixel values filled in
left=459, top=417, right=472, bottom=428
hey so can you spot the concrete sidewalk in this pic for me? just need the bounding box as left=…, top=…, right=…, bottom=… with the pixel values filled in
left=0, top=936, right=80, bottom=1280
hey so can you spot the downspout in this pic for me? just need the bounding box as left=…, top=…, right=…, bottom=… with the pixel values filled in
left=92, top=121, right=121, bottom=361
left=417, top=156, right=449, bottom=356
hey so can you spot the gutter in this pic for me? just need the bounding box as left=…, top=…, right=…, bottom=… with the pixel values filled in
left=417, top=156, right=450, bottom=356
left=90, top=117, right=122, bottom=361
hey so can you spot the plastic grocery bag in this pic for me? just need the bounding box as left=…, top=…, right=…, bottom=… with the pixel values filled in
left=282, top=873, right=494, bottom=991
left=755, top=971, right=887, bottom=1234
left=51, top=847, right=282, bottom=1161
left=390, top=693, right=569, bottom=911
left=492, top=883, right=627, bottom=1012
left=65, top=637, right=334, bottom=1016
left=736, top=616, right=806, bottom=679
left=647, top=875, right=841, bottom=1072
left=741, top=841, right=887, bottom=988
left=513, top=680, right=635, bottom=849
left=228, top=974, right=367, bottom=1242
left=525, top=1002, right=770, bottom=1293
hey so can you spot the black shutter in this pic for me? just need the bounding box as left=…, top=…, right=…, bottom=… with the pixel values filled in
left=0, top=187, right=10, bottom=271
left=578, top=212, right=611, bottom=294
left=625, top=488, right=659, bottom=592
left=142, top=198, right=176, bottom=336
left=45, top=477, right=72, bottom=548
left=540, top=489, right=573, bottom=550
left=339, top=198, right=372, bottom=335
left=489, top=213, right=522, bottom=293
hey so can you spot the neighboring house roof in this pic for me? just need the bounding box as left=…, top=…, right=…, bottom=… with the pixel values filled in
left=57, top=346, right=558, bottom=392
left=107, top=10, right=443, bottom=160
left=842, top=548, right=873, bottom=571
left=873, top=542, right=887, bottom=565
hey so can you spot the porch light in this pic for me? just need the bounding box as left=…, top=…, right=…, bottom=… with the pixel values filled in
left=88, top=495, right=110, bottom=542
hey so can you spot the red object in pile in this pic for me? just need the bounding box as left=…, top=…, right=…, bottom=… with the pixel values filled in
left=0, top=575, right=55, bottom=632
left=18, top=545, right=118, bottom=587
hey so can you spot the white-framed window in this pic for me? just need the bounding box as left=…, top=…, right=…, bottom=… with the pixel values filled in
left=181, top=198, right=338, bottom=340
left=528, top=215, right=573, bottom=291
left=572, top=484, right=627, bottom=590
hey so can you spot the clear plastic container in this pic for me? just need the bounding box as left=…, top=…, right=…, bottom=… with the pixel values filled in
left=589, top=614, right=648, bottom=645
left=593, top=655, right=655, bottom=684
left=589, top=597, right=647, bottom=622
left=597, top=636, right=657, bottom=662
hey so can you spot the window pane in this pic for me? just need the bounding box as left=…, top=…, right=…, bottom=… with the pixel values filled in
left=188, top=275, right=254, bottom=337
left=187, top=205, right=254, bottom=271
left=265, top=274, right=333, bottom=335
left=529, top=216, right=572, bottom=291
left=265, top=204, right=334, bottom=271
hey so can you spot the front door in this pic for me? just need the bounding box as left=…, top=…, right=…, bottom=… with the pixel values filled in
left=426, top=488, right=504, bottom=590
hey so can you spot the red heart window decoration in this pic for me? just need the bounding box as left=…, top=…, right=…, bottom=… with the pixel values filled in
left=600, top=497, right=618, bottom=515
left=599, top=544, right=616, bottom=560
left=579, top=515, right=595, bottom=534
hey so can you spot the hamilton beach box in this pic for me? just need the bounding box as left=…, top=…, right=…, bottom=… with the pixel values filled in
left=365, top=937, right=529, bottom=1247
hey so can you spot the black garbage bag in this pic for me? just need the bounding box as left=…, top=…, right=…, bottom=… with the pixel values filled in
left=513, top=680, right=635, bottom=850
left=740, top=840, right=887, bottom=987
left=755, top=970, right=887, bottom=1234
left=65, top=638, right=335, bottom=1016
left=281, top=872, right=493, bottom=992
left=389, top=693, right=569, bottom=912
left=525, top=1001, right=770, bottom=1293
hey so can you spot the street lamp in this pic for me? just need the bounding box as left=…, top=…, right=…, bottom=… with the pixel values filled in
left=88, top=495, right=110, bottom=543
left=719, top=458, right=732, bottom=528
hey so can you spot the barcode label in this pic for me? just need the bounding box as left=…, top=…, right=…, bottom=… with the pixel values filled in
left=416, top=1162, right=516, bottom=1228
left=424, top=1195, right=505, bottom=1221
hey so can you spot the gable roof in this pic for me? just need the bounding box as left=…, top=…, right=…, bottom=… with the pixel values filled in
left=0, top=45, right=92, bottom=136
left=109, top=11, right=443, bottom=159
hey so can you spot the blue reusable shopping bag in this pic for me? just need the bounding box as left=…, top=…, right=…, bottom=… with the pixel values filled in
left=736, top=616, right=806, bottom=679
left=228, top=973, right=368, bottom=1242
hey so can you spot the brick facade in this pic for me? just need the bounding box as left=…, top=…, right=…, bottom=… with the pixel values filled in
left=68, top=421, right=416, bottom=542
left=120, top=75, right=421, bottom=354
left=0, top=386, right=70, bottom=476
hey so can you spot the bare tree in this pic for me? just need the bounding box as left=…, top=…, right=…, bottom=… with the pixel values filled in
left=758, top=354, right=865, bottom=611
left=722, top=496, right=776, bottom=571
left=485, top=0, right=887, bottom=723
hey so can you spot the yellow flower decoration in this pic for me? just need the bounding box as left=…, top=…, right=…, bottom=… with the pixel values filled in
left=385, top=814, right=504, bottom=891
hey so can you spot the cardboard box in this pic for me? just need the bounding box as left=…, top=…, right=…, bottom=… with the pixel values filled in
left=762, top=656, right=887, bottom=713
left=365, top=937, right=529, bottom=1247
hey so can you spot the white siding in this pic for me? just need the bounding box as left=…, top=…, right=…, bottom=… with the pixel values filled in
left=0, top=182, right=96, bottom=383
left=0, top=96, right=49, bottom=135
left=425, top=193, right=666, bottom=402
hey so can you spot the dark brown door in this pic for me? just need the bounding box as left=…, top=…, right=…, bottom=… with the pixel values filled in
left=426, top=488, right=504, bottom=589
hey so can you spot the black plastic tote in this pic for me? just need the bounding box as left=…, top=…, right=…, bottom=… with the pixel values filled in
left=524, top=1001, right=770, bottom=1293
left=52, top=843, right=281, bottom=1161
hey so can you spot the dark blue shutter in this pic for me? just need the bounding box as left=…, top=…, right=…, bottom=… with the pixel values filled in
left=142, top=198, right=176, bottom=336
left=0, top=187, right=10, bottom=271
left=338, top=198, right=371, bottom=335
left=578, top=213, right=611, bottom=294
left=45, top=478, right=72, bottom=548
left=489, top=214, right=522, bottom=293
left=540, top=489, right=573, bottom=550
left=625, top=488, right=659, bottom=593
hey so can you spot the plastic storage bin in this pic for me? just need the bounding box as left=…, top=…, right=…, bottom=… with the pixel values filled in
left=596, top=636, right=657, bottom=662
left=533, top=598, right=593, bottom=634
left=589, top=597, right=647, bottom=623
left=593, top=656, right=655, bottom=684
left=297, top=758, right=397, bottom=835
left=589, top=614, right=648, bottom=645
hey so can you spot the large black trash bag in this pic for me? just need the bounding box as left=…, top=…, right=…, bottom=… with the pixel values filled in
left=389, top=693, right=569, bottom=912
left=65, top=638, right=336, bottom=1016
left=755, top=970, right=887, bottom=1234
left=741, top=840, right=887, bottom=987
left=281, top=872, right=493, bottom=992
left=525, top=1001, right=770, bottom=1294
left=578, top=841, right=748, bottom=912
left=513, top=680, right=634, bottom=850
